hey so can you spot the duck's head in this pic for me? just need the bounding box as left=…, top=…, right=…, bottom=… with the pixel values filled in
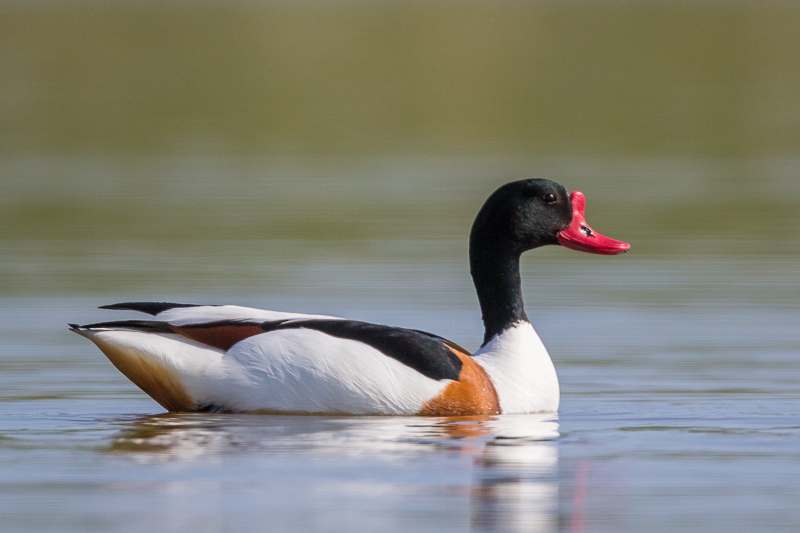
left=470, top=179, right=630, bottom=256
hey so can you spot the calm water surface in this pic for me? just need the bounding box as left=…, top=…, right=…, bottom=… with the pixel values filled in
left=1, top=230, right=799, bottom=531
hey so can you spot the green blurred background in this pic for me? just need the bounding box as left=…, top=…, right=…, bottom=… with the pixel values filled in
left=1, top=0, right=799, bottom=293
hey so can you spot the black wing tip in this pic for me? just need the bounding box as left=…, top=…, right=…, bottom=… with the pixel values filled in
left=99, top=302, right=205, bottom=316
left=67, top=319, right=174, bottom=333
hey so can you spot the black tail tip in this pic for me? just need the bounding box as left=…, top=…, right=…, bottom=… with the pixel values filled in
left=68, top=323, right=81, bottom=331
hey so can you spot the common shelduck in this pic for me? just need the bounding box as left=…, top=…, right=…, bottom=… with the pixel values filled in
left=71, top=179, right=629, bottom=415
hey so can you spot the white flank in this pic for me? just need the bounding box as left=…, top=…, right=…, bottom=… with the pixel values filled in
left=472, top=322, right=560, bottom=414
left=76, top=324, right=447, bottom=415
left=213, top=329, right=446, bottom=414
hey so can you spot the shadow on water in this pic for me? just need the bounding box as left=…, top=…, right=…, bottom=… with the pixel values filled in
left=107, top=413, right=560, bottom=532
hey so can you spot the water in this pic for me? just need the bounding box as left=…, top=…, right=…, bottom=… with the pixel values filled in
left=2, top=1, right=800, bottom=530
left=2, top=223, right=799, bottom=531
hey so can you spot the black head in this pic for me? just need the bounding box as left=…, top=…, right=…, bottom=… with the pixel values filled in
left=470, top=179, right=573, bottom=255
left=469, top=179, right=629, bottom=343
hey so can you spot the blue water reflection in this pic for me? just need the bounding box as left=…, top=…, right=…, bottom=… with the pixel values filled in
left=105, top=413, right=559, bottom=532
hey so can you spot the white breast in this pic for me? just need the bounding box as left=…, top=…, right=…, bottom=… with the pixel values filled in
left=472, top=322, right=560, bottom=414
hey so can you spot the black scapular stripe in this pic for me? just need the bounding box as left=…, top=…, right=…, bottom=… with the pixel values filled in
left=259, top=319, right=465, bottom=382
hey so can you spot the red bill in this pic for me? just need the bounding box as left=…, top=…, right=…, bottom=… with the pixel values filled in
left=557, top=191, right=630, bottom=255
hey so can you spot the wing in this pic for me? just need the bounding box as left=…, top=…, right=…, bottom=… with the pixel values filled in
left=99, top=301, right=337, bottom=324
left=85, top=302, right=466, bottom=381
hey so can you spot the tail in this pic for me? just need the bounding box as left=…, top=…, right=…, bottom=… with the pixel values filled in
left=71, top=322, right=224, bottom=412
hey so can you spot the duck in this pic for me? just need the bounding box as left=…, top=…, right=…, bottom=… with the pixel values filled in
left=71, top=179, right=629, bottom=416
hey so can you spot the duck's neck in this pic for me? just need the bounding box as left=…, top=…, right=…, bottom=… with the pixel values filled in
left=470, top=241, right=528, bottom=346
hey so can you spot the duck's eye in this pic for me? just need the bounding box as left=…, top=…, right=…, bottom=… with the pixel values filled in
left=543, top=193, right=557, bottom=204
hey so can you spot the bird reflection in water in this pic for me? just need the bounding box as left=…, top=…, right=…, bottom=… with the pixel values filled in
left=108, top=413, right=560, bottom=532
left=444, top=416, right=560, bottom=532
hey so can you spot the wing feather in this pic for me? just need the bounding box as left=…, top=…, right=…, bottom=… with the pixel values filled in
left=82, top=303, right=467, bottom=381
